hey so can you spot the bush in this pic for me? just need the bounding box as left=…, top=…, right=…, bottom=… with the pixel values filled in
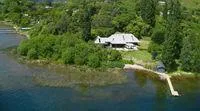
left=17, top=40, right=29, bottom=56
left=151, top=30, right=165, bottom=44
left=148, top=42, right=162, bottom=53
left=87, top=54, right=100, bottom=68
left=101, top=61, right=124, bottom=68
left=27, top=48, right=38, bottom=59
left=74, top=54, right=86, bottom=65
left=109, top=50, right=122, bottom=61
left=38, top=36, right=55, bottom=58
left=61, top=48, right=75, bottom=64
left=17, top=33, right=124, bottom=69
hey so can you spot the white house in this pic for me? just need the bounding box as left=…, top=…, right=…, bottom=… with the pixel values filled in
left=95, top=33, right=140, bottom=50
left=158, top=1, right=166, bottom=5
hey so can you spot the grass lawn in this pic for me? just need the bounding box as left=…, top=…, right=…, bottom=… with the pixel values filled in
left=180, top=0, right=200, bottom=10
left=138, top=37, right=151, bottom=50
left=121, top=37, right=157, bottom=69
left=121, top=50, right=152, bottom=62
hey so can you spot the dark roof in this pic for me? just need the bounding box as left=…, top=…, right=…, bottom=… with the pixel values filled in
left=157, top=61, right=165, bottom=69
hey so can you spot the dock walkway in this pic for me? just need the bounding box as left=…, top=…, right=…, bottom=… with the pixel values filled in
left=124, top=64, right=179, bottom=96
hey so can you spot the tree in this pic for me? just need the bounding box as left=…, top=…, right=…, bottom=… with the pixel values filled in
left=112, top=14, right=133, bottom=32
left=82, top=7, right=92, bottom=42
left=82, top=1, right=98, bottom=42
left=151, top=30, right=165, bottom=44
left=109, top=50, right=122, bottom=61
left=125, top=16, right=150, bottom=39
left=180, top=30, right=200, bottom=73
left=161, top=0, right=182, bottom=71
left=140, top=0, right=156, bottom=27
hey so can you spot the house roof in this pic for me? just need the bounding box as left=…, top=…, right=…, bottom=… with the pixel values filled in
left=95, top=33, right=140, bottom=45
left=94, top=36, right=109, bottom=44
left=108, top=33, right=140, bottom=44
left=157, top=61, right=165, bottom=69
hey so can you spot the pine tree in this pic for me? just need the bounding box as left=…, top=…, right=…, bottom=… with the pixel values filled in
left=140, top=0, right=156, bottom=27
left=82, top=0, right=97, bottom=42
left=82, top=6, right=92, bottom=42
left=180, top=31, right=200, bottom=73
left=161, top=0, right=182, bottom=71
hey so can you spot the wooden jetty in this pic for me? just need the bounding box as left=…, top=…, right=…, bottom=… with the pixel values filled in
left=124, top=64, right=179, bottom=96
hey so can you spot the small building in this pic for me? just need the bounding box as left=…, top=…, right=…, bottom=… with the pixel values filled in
left=45, top=6, right=53, bottom=9
left=95, top=33, right=140, bottom=50
left=156, top=61, right=166, bottom=73
left=24, top=14, right=29, bottom=17
left=158, top=1, right=166, bottom=5
left=21, top=27, right=31, bottom=30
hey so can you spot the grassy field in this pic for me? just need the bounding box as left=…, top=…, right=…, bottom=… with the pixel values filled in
left=121, top=37, right=157, bottom=69
left=121, top=37, right=152, bottom=62
left=180, top=0, right=200, bottom=10
left=121, top=50, right=152, bottom=62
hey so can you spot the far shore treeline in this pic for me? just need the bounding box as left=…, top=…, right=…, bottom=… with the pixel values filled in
left=0, top=0, right=199, bottom=73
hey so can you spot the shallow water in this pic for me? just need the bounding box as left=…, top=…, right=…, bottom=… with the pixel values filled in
left=0, top=24, right=200, bottom=111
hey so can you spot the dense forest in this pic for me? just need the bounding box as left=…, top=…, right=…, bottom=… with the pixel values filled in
left=0, top=0, right=199, bottom=73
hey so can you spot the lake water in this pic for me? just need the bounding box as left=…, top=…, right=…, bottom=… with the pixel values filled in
left=0, top=23, right=200, bottom=111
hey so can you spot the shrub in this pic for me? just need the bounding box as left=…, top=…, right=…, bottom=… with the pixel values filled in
left=61, top=48, right=75, bottom=64
left=17, top=40, right=29, bottom=56
left=74, top=54, right=85, bottom=65
left=101, top=61, right=124, bottom=68
left=151, top=30, right=165, bottom=44
left=27, top=48, right=38, bottom=59
left=148, top=42, right=162, bottom=53
left=87, top=54, right=100, bottom=68
left=109, top=50, right=122, bottom=61
left=38, top=36, right=55, bottom=58
left=121, top=59, right=134, bottom=64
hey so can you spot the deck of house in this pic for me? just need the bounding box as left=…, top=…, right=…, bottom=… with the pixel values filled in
left=124, top=64, right=179, bottom=96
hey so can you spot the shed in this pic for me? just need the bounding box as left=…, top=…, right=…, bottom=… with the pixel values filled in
left=156, top=61, right=166, bottom=73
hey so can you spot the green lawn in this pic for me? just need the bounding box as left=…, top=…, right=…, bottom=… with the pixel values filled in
left=138, top=37, right=151, bottom=50
left=121, top=50, right=152, bottom=62
left=180, top=0, right=200, bottom=10
left=121, top=37, right=156, bottom=68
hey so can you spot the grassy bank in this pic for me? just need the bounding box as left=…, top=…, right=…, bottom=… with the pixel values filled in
left=169, top=70, right=200, bottom=77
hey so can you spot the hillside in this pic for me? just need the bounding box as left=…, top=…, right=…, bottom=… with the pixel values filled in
left=0, top=0, right=199, bottom=73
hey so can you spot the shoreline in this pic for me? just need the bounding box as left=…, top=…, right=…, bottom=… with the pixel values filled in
left=2, top=20, right=198, bottom=88
left=5, top=47, right=199, bottom=89
left=2, top=20, right=197, bottom=78
left=30, top=60, right=127, bottom=88
left=124, top=64, right=199, bottom=78
left=7, top=51, right=128, bottom=88
left=0, top=21, right=30, bottom=38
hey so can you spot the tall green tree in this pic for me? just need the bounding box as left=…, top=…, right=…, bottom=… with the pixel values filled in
left=180, top=30, right=200, bottom=73
left=140, top=0, right=156, bottom=27
left=82, top=1, right=97, bottom=41
left=82, top=6, right=92, bottom=42
left=161, top=0, right=182, bottom=71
